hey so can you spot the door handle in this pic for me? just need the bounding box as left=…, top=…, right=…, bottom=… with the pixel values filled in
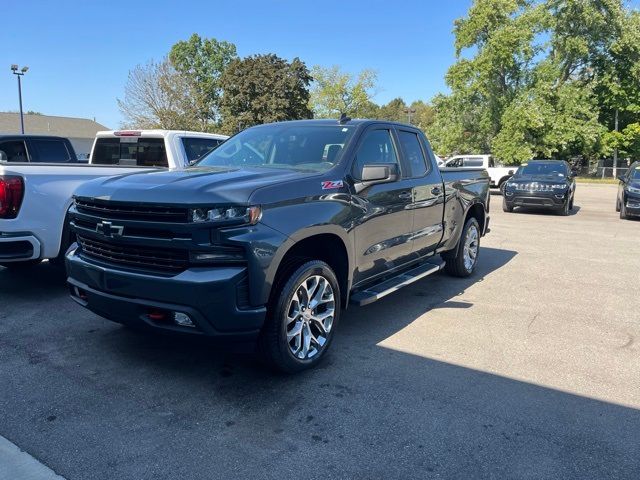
left=431, top=186, right=442, bottom=196
left=398, top=191, right=413, bottom=200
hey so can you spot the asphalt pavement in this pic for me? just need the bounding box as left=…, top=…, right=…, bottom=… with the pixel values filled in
left=0, top=183, right=638, bottom=479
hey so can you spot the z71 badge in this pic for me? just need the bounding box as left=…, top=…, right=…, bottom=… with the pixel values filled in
left=321, top=180, right=344, bottom=190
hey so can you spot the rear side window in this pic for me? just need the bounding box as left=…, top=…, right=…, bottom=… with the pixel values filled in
left=0, top=140, right=29, bottom=162
left=92, top=137, right=168, bottom=167
left=182, top=137, right=224, bottom=163
left=398, top=130, right=429, bottom=177
left=353, top=129, right=398, bottom=179
left=464, top=157, right=484, bottom=167
left=31, top=139, right=73, bottom=163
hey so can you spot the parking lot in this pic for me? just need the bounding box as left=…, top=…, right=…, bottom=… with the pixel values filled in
left=1, top=183, right=638, bottom=479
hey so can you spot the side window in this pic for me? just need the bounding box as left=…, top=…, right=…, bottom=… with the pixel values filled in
left=464, top=157, right=484, bottom=167
left=31, top=139, right=72, bottom=163
left=398, top=130, right=429, bottom=177
left=489, top=157, right=495, bottom=168
left=353, top=129, right=398, bottom=179
left=446, top=158, right=461, bottom=168
left=0, top=140, right=29, bottom=162
left=182, top=137, right=223, bottom=163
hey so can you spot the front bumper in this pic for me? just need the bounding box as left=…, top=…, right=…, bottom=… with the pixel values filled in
left=503, top=191, right=567, bottom=209
left=0, top=232, right=41, bottom=262
left=624, top=194, right=640, bottom=216
left=66, top=247, right=266, bottom=341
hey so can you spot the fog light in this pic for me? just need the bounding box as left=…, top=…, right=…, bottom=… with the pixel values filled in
left=174, top=312, right=195, bottom=328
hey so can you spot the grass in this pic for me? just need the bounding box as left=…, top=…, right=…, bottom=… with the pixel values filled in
left=575, top=177, right=619, bottom=184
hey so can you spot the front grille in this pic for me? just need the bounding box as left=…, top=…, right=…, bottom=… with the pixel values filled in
left=77, top=235, right=188, bottom=272
left=513, top=183, right=557, bottom=192
left=75, top=199, right=189, bottom=223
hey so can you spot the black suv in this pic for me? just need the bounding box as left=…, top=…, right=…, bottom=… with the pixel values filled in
left=502, top=160, right=576, bottom=215
left=617, top=161, right=640, bottom=219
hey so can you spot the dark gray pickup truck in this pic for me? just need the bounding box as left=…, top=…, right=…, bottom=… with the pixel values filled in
left=66, top=119, right=490, bottom=372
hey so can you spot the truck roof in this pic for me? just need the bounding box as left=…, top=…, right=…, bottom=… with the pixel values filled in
left=95, top=130, right=228, bottom=140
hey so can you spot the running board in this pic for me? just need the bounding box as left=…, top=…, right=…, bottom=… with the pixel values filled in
left=350, top=258, right=445, bottom=306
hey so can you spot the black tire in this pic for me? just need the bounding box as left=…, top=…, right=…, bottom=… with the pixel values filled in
left=616, top=199, right=620, bottom=212
left=569, top=196, right=574, bottom=210
left=558, top=200, right=570, bottom=216
left=258, top=260, right=341, bottom=373
left=443, top=217, right=480, bottom=278
left=620, top=201, right=628, bottom=220
left=502, top=197, right=513, bottom=213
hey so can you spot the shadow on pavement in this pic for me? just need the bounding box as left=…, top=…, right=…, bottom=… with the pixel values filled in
left=1, top=246, right=639, bottom=479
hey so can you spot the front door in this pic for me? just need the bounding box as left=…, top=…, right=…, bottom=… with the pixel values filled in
left=351, top=127, right=414, bottom=286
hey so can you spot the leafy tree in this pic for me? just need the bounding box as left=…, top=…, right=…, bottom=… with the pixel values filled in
left=117, top=58, right=200, bottom=130
left=169, top=34, right=237, bottom=129
left=219, top=54, right=313, bottom=133
left=310, top=66, right=378, bottom=118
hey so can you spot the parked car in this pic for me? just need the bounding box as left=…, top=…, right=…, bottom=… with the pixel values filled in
left=616, top=161, right=640, bottom=219
left=444, top=154, right=516, bottom=189
left=66, top=119, right=491, bottom=372
left=502, top=160, right=576, bottom=215
left=0, top=130, right=227, bottom=269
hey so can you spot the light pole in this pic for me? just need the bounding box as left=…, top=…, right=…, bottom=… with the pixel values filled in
left=404, top=107, right=416, bottom=125
left=11, top=64, right=29, bottom=134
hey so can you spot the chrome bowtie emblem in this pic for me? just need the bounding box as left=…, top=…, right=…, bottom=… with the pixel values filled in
left=95, top=221, right=124, bottom=238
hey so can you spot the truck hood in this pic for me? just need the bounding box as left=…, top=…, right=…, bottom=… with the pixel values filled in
left=73, top=166, right=316, bottom=205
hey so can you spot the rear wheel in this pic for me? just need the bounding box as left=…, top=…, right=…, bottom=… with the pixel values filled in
left=258, top=260, right=340, bottom=373
left=443, top=217, right=480, bottom=278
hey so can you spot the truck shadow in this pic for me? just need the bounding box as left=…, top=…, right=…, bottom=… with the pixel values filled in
left=510, top=205, right=581, bottom=216
left=2, top=247, right=639, bottom=478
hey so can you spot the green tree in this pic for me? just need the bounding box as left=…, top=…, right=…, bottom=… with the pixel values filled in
left=219, top=54, right=313, bottom=133
left=309, top=66, right=378, bottom=118
left=169, top=34, right=237, bottom=129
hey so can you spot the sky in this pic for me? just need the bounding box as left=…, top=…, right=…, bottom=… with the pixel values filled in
left=0, top=0, right=473, bottom=128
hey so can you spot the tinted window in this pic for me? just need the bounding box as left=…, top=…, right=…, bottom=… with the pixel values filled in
left=198, top=125, right=354, bottom=172
left=353, top=129, right=398, bottom=179
left=464, top=157, right=484, bottom=167
left=92, top=137, right=168, bottom=167
left=31, top=139, right=72, bottom=163
left=0, top=140, right=29, bottom=162
left=182, top=137, right=224, bottom=162
left=446, top=158, right=462, bottom=167
left=516, top=162, right=568, bottom=176
left=398, top=130, right=428, bottom=177
left=630, top=164, right=640, bottom=180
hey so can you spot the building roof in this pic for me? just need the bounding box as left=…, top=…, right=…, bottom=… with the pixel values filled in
left=0, top=112, right=109, bottom=139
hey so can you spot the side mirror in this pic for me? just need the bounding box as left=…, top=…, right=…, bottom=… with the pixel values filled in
left=571, top=169, right=579, bottom=177
left=354, top=164, right=398, bottom=193
left=617, top=174, right=625, bottom=182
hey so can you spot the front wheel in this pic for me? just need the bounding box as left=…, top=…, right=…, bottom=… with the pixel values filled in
left=443, top=217, right=480, bottom=278
left=620, top=201, right=628, bottom=220
left=502, top=197, right=513, bottom=212
left=258, top=260, right=340, bottom=373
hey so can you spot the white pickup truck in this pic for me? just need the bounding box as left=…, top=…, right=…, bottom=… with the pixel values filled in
left=0, top=130, right=227, bottom=269
left=444, top=154, right=516, bottom=189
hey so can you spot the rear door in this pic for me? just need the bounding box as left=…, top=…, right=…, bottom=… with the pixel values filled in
left=351, top=126, right=414, bottom=286
left=397, top=129, right=445, bottom=257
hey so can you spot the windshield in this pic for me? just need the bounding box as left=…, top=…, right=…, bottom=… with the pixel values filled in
left=630, top=165, right=640, bottom=180
left=196, top=124, right=355, bottom=172
left=516, top=162, right=567, bottom=177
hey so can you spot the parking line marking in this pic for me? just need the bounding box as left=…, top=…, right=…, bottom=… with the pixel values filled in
left=0, top=435, right=66, bottom=480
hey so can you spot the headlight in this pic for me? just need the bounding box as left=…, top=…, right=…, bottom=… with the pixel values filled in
left=551, top=184, right=568, bottom=189
left=627, top=186, right=640, bottom=194
left=190, top=205, right=262, bottom=225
